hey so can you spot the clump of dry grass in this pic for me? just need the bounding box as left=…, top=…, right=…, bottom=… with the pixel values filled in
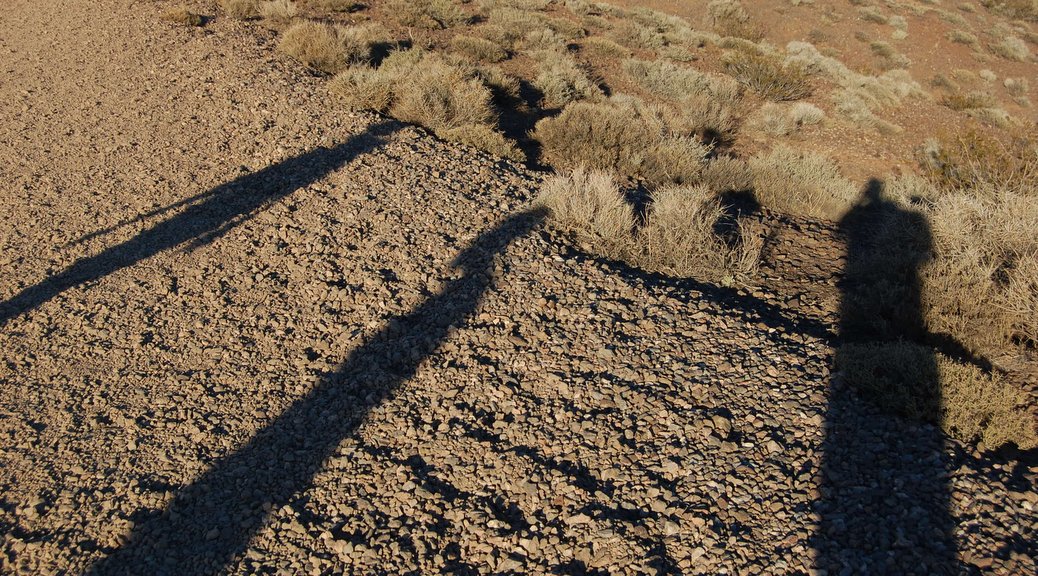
left=991, top=36, right=1032, bottom=61
left=622, top=59, right=741, bottom=139
left=450, top=35, right=508, bottom=62
left=870, top=41, right=910, bottom=70
left=533, top=96, right=712, bottom=187
left=700, top=156, right=754, bottom=193
left=280, top=21, right=347, bottom=73
left=707, top=0, right=763, bottom=40
left=638, top=185, right=762, bottom=284
left=520, top=28, right=567, bottom=51
left=858, top=6, right=888, bottom=24
left=331, top=49, right=522, bottom=160
left=947, top=29, right=978, bottom=46
left=940, top=90, right=996, bottom=111
left=530, top=50, right=603, bottom=108
left=920, top=130, right=1038, bottom=194
left=750, top=102, right=825, bottom=135
left=537, top=168, right=761, bottom=284
left=162, top=7, right=205, bottom=26
left=837, top=343, right=1036, bottom=449
left=748, top=145, right=857, bottom=220
left=623, top=58, right=741, bottom=103
left=786, top=41, right=923, bottom=132
left=580, top=36, right=633, bottom=58
left=259, top=0, right=297, bottom=22
left=536, top=167, right=635, bottom=258
left=979, top=0, right=1038, bottom=22
left=315, top=0, right=361, bottom=12
left=387, top=0, right=468, bottom=29
left=606, top=19, right=667, bottom=50
left=923, top=190, right=1038, bottom=355
left=279, top=21, right=388, bottom=74
left=723, top=50, right=812, bottom=101
left=221, top=0, right=259, bottom=19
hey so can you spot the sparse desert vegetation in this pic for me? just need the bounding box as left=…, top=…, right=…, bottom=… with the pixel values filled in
left=5, top=1, right=1038, bottom=574
left=240, top=0, right=1038, bottom=449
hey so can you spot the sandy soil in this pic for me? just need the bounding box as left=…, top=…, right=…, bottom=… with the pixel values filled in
left=1, top=1, right=1035, bottom=575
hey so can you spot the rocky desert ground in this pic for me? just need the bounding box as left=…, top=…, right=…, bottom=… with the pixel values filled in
left=1, top=0, right=1036, bottom=575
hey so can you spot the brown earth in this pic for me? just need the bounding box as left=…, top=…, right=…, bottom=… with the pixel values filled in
left=609, top=0, right=1038, bottom=181
left=1, top=1, right=1036, bottom=575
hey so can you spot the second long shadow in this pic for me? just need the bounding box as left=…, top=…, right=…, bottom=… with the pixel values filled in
left=87, top=208, right=546, bottom=574
left=0, top=121, right=398, bottom=327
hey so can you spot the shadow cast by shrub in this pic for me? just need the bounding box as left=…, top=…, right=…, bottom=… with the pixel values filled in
left=86, top=208, right=546, bottom=574
left=0, top=121, right=400, bottom=327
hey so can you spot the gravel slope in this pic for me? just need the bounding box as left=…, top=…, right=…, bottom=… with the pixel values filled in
left=1, top=1, right=1035, bottom=575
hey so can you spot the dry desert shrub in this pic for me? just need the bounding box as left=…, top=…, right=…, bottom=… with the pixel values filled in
left=920, top=130, right=1038, bottom=193
left=606, top=19, right=667, bottom=50
left=1004, top=76, right=1029, bottom=95
left=748, top=145, right=857, bottom=220
left=857, top=6, right=888, bottom=24
left=536, top=167, right=635, bottom=258
left=389, top=59, right=495, bottom=130
left=580, top=36, right=632, bottom=58
left=940, top=90, right=996, bottom=111
left=707, top=0, right=763, bottom=40
left=623, top=58, right=741, bottom=103
left=533, top=96, right=712, bottom=186
left=750, top=102, right=825, bottom=135
left=315, top=0, right=361, bottom=12
left=947, top=29, right=979, bottom=46
left=537, top=168, right=761, bottom=284
left=837, top=343, right=1036, bottom=449
left=786, top=41, right=923, bottom=132
left=637, top=185, right=762, bottom=284
left=722, top=50, right=812, bottom=101
left=330, top=50, right=521, bottom=159
left=484, top=7, right=583, bottom=49
left=519, top=28, right=566, bottom=51
left=531, top=50, right=603, bottom=108
left=221, top=0, right=260, bottom=18
left=991, top=36, right=1032, bottom=60
left=387, top=0, right=468, bottom=29
left=437, top=124, right=524, bottom=161
left=279, top=21, right=388, bottom=74
left=162, top=8, right=205, bottom=26
left=280, top=21, right=348, bottom=73
left=870, top=41, right=911, bottom=70
left=979, top=0, right=1038, bottom=21
left=700, top=156, right=754, bottom=193
left=259, top=0, right=297, bottom=22
left=923, top=191, right=1038, bottom=353
left=450, top=35, right=508, bottom=62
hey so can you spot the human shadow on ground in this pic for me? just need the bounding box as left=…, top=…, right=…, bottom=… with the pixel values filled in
left=814, top=179, right=960, bottom=575
left=87, top=208, right=546, bottom=575
left=0, top=120, right=398, bottom=327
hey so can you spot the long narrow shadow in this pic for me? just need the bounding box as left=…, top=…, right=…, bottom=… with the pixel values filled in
left=0, top=121, right=398, bottom=327
left=87, top=209, right=546, bottom=574
left=814, top=179, right=959, bottom=574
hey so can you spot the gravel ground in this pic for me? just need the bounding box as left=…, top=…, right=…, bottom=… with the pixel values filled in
left=1, top=1, right=1035, bottom=575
